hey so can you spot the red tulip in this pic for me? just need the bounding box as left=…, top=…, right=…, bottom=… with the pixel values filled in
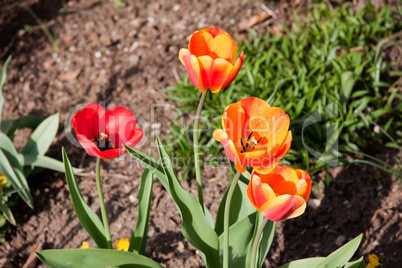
left=72, top=103, right=143, bottom=160
left=213, top=97, right=292, bottom=173
left=247, top=164, right=311, bottom=221
left=179, top=27, right=244, bottom=93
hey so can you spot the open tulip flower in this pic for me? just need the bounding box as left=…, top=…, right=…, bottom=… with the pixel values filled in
left=72, top=103, right=143, bottom=160
left=179, top=27, right=244, bottom=93
left=213, top=97, right=292, bottom=173
left=247, top=164, right=311, bottom=221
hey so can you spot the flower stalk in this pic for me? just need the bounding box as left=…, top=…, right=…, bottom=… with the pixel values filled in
left=193, top=90, right=208, bottom=212
left=250, top=217, right=269, bottom=268
left=223, top=171, right=241, bottom=268
left=96, top=157, right=112, bottom=249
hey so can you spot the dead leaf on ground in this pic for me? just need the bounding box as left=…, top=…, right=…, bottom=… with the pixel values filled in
left=22, top=243, right=42, bottom=268
left=240, top=13, right=271, bottom=30
left=58, top=68, right=82, bottom=82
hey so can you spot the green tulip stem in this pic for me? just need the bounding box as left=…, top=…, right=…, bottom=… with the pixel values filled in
left=250, top=217, right=270, bottom=268
left=96, top=157, right=113, bottom=249
left=193, top=90, right=208, bottom=212
left=223, top=171, right=242, bottom=268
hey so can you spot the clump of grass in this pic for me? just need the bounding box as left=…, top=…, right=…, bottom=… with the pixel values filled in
left=163, top=2, right=402, bottom=180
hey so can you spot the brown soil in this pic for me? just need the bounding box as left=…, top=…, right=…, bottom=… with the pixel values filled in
left=0, top=0, right=401, bottom=267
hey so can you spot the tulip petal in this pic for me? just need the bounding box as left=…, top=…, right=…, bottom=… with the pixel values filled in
left=188, top=30, right=214, bottom=58
left=183, top=53, right=206, bottom=93
left=281, top=195, right=306, bottom=220
left=179, top=49, right=190, bottom=66
left=259, top=195, right=297, bottom=221
left=223, top=102, right=246, bottom=149
left=248, top=173, right=276, bottom=208
left=125, top=128, right=144, bottom=148
left=72, top=103, right=106, bottom=140
left=209, top=58, right=234, bottom=93
left=249, top=107, right=290, bottom=148
left=76, top=134, right=105, bottom=160
left=102, top=148, right=124, bottom=159
left=212, top=34, right=237, bottom=62
left=220, top=51, right=244, bottom=89
left=295, top=169, right=312, bottom=201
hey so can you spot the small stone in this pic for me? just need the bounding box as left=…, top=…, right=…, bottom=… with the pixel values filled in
left=94, top=51, right=102, bottom=58
left=308, top=198, right=321, bottom=209
left=173, top=4, right=180, bottom=11
left=177, top=241, right=185, bottom=252
left=129, top=195, right=137, bottom=203
left=335, top=235, right=346, bottom=246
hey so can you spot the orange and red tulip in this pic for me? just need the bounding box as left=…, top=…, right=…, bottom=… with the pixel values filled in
left=247, top=164, right=311, bottom=221
left=213, top=97, right=292, bottom=173
left=179, top=27, right=244, bottom=93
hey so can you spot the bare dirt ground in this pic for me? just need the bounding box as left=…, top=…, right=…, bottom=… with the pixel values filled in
left=0, top=0, right=401, bottom=267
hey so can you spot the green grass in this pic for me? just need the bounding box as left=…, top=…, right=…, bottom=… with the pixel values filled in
left=163, top=2, right=402, bottom=180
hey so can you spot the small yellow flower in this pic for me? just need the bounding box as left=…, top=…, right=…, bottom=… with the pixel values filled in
left=81, top=241, right=88, bottom=249
left=116, top=238, right=130, bottom=251
left=367, top=254, right=380, bottom=268
left=0, top=172, right=7, bottom=193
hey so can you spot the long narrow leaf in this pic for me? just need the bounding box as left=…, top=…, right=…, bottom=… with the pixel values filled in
left=21, top=113, right=59, bottom=156
left=316, top=234, right=363, bottom=268
left=155, top=137, right=220, bottom=267
left=0, top=56, right=11, bottom=124
left=129, top=165, right=153, bottom=255
left=0, top=197, right=16, bottom=225
left=218, top=212, right=257, bottom=268
left=279, top=257, right=325, bottom=268
left=0, top=133, right=32, bottom=207
left=18, top=154, right=82, bottom=174
left=123, top=145, right=168, bottom=190
left=36, top=248, right=163, bottom=268
left=62, top=148, right=107, bottom=248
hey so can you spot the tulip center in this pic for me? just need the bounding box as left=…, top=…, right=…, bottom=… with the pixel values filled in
left=240, top=132, right=262, bottom=153
left=93, top=132, right=115, bottom=151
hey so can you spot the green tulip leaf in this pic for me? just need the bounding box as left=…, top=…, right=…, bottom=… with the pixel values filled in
left=0, top=133, right=32, bottom=207
left=36, top=248, right=163, bottom=268
left=344, top=257, right=366, bottom=268
left=279, top=257, right=325, bottom=268
left=124, top=145, right=168, bottom=190
left=246, top=214, right=275, bottom=268
left=155, top=137, right=220, bottom=267
left=316, top=234, right=363, bottom=268
left=62, top=148, right=107, bottom=248
left=0, top=197, right=16, bottom=225
left=21, top=113, right=59, bottom=157
left=18, top=154, right=82, bottom=174
left=1, top=115, right=44, bottom=138
left=129, top=164, right=153, bottom=255
left=215, top=178, right=256, bottom=236
left=0, top=56, right=11, bottom=124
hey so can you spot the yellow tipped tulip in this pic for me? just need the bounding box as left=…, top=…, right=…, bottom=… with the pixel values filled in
left=214, top=97, right=292, bottom=173
left=179, top=27, right=244, bottom=93
left=247, top=164, right=311, bottom=221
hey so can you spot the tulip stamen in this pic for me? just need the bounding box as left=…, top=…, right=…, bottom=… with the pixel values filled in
left=93, top=133, right=114, bottom=151
left=240, top=132, right=264, bottom=153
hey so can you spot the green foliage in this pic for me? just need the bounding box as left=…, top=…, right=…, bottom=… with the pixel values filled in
left=163, top=3, right=402, bottom=177
left=128, top=156, right=153, bottom=255
left=36, top=248, right=163, bottom=268
left=62, top=149, right=108, bottom=248
left=125, top=141, right=277, bottom=268
left=0, top=57, right=79, bottom=227
left=279, top=234, right=365, bottom=268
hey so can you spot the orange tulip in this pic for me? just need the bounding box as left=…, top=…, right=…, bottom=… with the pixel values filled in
left=247, top=164, right=311, bottom=221
left=213, top=97, right=292, bottom=173
left=179, top=27, right=244, bottom=93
